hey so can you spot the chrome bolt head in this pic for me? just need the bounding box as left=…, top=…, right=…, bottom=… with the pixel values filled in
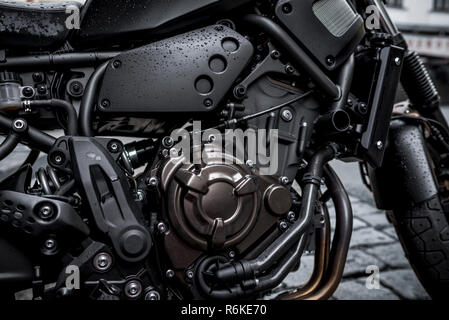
left=44, top=239, right=56, bottom=250
left=279, top=221, right=289, bottom=232
left=157, top=222, right=167, bottom=233
left=166, top=269, right=175, bottom=279
left=394, top=57, right=401, bottom=66
left=186, top=270, right=194, bottom=280
left=39, top=206, right=53, bottom=220
left=125, top=280, right=142, bottom=299
left=280, top=176, right=290, bottom=185
left=145, top=290, right=160, bottom=301
left=281, top=109, right=293, bottom=122
left=287, top=211, right=296, bottom=222
left=376, top=141, right=384, bottom=150
left=93, top=252, right=112, bottom=272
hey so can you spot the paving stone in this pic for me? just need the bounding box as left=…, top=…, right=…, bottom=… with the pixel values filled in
left=382, top=227, right=399, bottom=240
left=332, top=280, right=400, bottom=300
left=350, top=227, right=396, bottom=248
left=365, top=243, right=410, bottom=268
left=351, top=201, right=381, bottom=216
left=380, top=269, right=430, bottom=300
left=359, top=211, right=392, bottom=230
left=343, top=249, right=386, bottom=277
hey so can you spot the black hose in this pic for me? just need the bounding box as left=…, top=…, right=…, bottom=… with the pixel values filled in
left=0, top=133, right=19, bottom=161
left=215, top=144, right=339, bottom=283
left=29, top=99, right=78, bottom=136
left=80, top=61, right=109, bottom=136
left=243, top=14, right=341, bottom=99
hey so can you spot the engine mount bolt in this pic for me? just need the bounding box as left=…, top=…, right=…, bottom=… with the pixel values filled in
left=145, top=290, right=160, bottom=301
left=39, top=206, right=54, bottom=220
left=287, top=211, right=296, bottom=222
left=157, top=222, right=167, bottom=233
left=281, top=109, right=293, bottom=122
left=185, top=270, right=194, bottom=280
left=166, top=269, right=175, bottom=279
left=124, top=280, right=142, bottom=299
left=279, top=221, right=289, bottom=232
left=93, top=252, right=112, bottom=272
left=280, top=176, right=290, bottom=185
left=376, top=141, right=384, bottom=150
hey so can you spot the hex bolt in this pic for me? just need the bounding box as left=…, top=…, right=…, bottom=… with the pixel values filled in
left=234, top=85, right=247, bottom=99
left=22, top=86, right=35, bottom=98
left=376, top=141, right=384, bottom=150
left=32, top=72, right=43, bottom=82
left=271, top=50, right=281, bottom=59
left=93, top=252, right=112, bottom=272
left=287, top=211, right=296, bottom=222
left=69, top=81, right=83, bottom=96
left=13, top=119, right=27, bottom=131
left=162, top=136, right=174, bottom=149
left=37, top=84, right=47, bottom=95
left=39, top=206, right=54, bottom=220
left=145, top=290, right=160, bottom=301
left=282, top=2, right=293, bottom=14
left=285, top=65, right=295, bottom=74
left=280, top=176, right=290, bottom=185
left=326, top=56, right=335, bottom=66
left=147, top=177, right=158, bottom=188
left=166, top=269, right=175, bottom=279
left=246, top=160, right=254, bottom=168
left=204, top=99, right=214, bottom=108
left=108, top=141, right=120, bottom=153
left=44, top=239, right=57, bottom=250
left=101, top=99, right=110, bottom=109
left=394, top=57, right=401, bottom=66
left=125, top=280, right=142, bottom=299
left=157, top=222, right=167, bottom=233
left=279, top=221, right=289, bottom=232
left=185, top=270, right=194, bottom=280
left=228, top=251, right=236, bottom=259
left=112, top=60, right=122, bottom=69
left=281, top=109, right=293, bottom=122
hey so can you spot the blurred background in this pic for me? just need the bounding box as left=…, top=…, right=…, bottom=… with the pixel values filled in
left=3, top=0, right=449, bottom=300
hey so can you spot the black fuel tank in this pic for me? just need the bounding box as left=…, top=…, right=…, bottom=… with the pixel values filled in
left=77, top=0, right=251, bottom=45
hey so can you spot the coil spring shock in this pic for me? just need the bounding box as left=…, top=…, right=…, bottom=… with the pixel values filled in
left=401, top=50, right=440, bottom=112
left=36, top=166, right=63, bottom=195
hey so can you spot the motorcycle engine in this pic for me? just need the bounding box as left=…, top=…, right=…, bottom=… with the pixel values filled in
left=155, top=144, right=294, bottom=287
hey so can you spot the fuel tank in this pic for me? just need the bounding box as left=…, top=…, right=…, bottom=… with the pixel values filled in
left=77, top=0, right=251, bottom=46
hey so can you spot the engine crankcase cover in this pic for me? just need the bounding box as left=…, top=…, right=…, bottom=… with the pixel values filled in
left=160, top=145, right=292, bottom=257
left=98, top=25, right=254, bottom=114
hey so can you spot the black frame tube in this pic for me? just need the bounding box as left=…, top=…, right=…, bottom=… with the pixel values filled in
left=0, top=133, right=20, bottom=161
left=243, top=14, right=341, bottom=99
left=80, top=61, right=109, bottom=136
left=0, top=52, right=120, bottom=70
left=0, top=115, right=56, bottom=152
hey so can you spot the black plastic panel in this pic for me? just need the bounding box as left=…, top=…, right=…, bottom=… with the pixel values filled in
left=275, top=0, right=365, bottom=70
left=98, top=25, right=254, bottom=114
